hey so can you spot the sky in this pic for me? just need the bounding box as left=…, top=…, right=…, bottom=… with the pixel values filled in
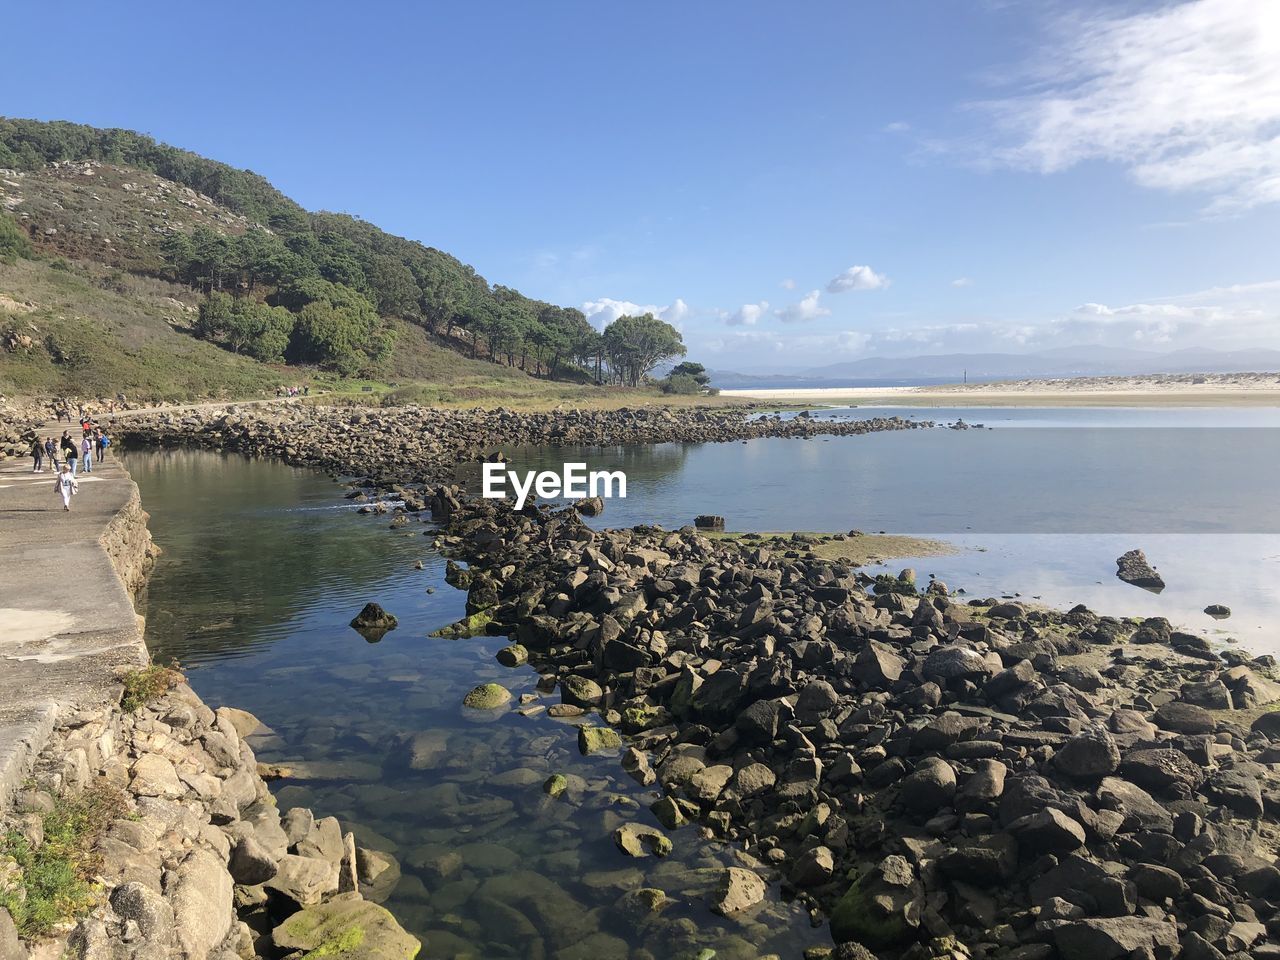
left=6, top=0, right=1280, bottom=372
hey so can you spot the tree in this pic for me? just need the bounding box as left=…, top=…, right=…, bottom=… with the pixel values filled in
left=662, top=361, right=713, bottom=394
left=273, top=278, right=391, bottom=374
left=601, top=314, right=686, bottom=387
left=365, top=254, right=420, bottom=317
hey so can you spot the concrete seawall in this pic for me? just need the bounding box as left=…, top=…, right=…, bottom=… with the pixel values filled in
left=0, top=427, right=418, bottom=960
left=0, top=432, right=154, bottom=808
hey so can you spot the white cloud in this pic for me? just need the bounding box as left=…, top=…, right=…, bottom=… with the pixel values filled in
left=780, top=278, right=796, bottom=290
left=581, top=297, right=689, bottom=331
left=981, top=0, right=1280, bottom=213
left=775, top=290, right=831, bottom=323
left=723, top=301, right=771, bottom=327
left=884, top=121, right=911, bottom=133
left=951, top=277, right=973, bottom=288
left=826, top=265, right=890, bottom=293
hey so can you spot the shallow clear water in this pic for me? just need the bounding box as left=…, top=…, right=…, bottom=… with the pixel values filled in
left=123, top=408, right=1280, bottom=957
left=125, top=448, right=825, bottom=960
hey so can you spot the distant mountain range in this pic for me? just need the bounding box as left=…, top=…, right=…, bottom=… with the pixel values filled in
left=708, top=347, right=1280, bottom=389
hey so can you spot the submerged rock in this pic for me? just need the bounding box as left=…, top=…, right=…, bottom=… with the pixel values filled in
left=613, top=823, right=672, bottom=858
left=462, top=683, right=512, bottom=710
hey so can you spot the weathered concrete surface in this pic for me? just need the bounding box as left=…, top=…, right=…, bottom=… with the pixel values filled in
left=0, top=429, right=151, bottom=809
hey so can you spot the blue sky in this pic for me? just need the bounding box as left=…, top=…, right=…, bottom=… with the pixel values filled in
left=6, top=0, right=1279, bottom=371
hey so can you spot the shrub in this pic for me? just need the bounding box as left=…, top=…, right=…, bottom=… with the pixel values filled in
left=0, top=213, right=31, bottom=264
left=0, top=783, right=129, bottom=936
left=120, top=662, right=183, bottom=713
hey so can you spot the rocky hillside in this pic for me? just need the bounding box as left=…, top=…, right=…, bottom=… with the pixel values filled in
left=0, top=159, right=255, bottom=275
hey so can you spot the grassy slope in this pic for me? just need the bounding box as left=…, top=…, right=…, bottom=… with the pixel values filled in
left=0, top=257, right=288, bottom=400
left=0, top=256, right=741, bottom=410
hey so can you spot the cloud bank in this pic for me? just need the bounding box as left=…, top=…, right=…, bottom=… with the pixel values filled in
left=982, top=0, right=1280, bottom=213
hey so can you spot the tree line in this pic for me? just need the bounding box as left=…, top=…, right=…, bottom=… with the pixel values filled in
left=0, top=118, right=701, bottom=388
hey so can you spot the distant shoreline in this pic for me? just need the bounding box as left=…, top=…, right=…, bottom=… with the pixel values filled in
left=722, top=371, right=1280, bottom=407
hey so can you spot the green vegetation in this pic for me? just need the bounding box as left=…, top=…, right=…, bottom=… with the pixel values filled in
left=601, top=313, right=686, bottom=386
left=0, top=117, right=716, bottom=398
left=0, top=212, right=31, bottom=264
left=120, top=662, right=183, bottom=712
left=0, top=783, right=129, bottom=937
left=662, top=360, right=715, bottom=395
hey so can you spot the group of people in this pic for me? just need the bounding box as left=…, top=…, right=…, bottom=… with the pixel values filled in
left=275, top=384, right=310, bottom=397
left=29, top=424, right=112, bottom=512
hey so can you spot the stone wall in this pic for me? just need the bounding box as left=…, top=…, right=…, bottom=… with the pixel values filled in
left=2, top=684, right=415, bottom=960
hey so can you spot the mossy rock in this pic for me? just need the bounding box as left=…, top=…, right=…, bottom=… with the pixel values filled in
left=462, top=683, right=512, bottom=710
left=431, top=610, right=494, bottom=639
left=543, top=774, right=569, bottom=798
left=577, top=725, right=622, bottom=755
left=272, top=893, right=420, bottom=959
left=829, top=877, right=911, bottom=949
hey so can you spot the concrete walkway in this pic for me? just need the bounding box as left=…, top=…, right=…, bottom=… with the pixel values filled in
left=0, top=431, right=147, bottom=806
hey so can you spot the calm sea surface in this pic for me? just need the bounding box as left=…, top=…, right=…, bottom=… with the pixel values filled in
left=123, top=406, right=1280, bottom=957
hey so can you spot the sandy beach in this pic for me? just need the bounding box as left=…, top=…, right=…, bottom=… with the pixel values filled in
left=723, top=371, right=1280, bottom=407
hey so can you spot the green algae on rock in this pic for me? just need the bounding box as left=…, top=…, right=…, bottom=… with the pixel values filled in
left=577, top=725, right=622, bottom=755
left=461, top=683, right=511, bottom=710
left=430, top=610, right=494, bottom=639
left=272, top=893, right=420, bottom=959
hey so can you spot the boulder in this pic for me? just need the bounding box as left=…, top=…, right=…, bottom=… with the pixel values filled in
left=272, top=893, right=420, bottom=960
left=1053, top=917, right=1178, bottom=960
left=1115, top=550, right=1165, bottom=591
left=169, top=848, right=234, bottom=960
left=613, top=823, right=672, bottom=858
left=1007, top=808, right=1086, bottom=853
left=578, top=725, right=623, bottom=755
left=708, top=867, right=767, bottom=916
left=560, top=675, right=605, bottom=708
left=462, top=683, right=512, bottom=710
left=899, top=757, right=957, bottom=813
left=1054, top=728, right=1121, bottom=779
left=265, top=853, right=339, bottom=907
left=350, top=603, right=398, bottom=630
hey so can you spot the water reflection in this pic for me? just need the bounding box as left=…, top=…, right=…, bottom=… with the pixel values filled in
left=127, top=449, right=825, bottom=959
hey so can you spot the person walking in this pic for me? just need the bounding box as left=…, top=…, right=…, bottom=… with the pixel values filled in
left=96, top=429, right=109, bottom=465
left=81, top=433, right=94, bottom=474
left=62, top=433, right=79, bottom=475
left=31, top=437, right=44, bottom=473
left=45, top=437, right=58, bottom=470
left=53, top=463, right=78, bottom=511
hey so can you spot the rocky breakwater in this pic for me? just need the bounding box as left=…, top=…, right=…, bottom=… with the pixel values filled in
left=0, top=399, right=50, bottom=462
left=425, top=488, right=1280, bottom=960
left=0, top=683, right=418, bottom=960
left=112, top=403, right=932, bottom=486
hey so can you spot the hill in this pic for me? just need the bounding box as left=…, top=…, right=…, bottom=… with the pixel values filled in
left=0, top=117, right=624, bottom=403
left=0, top=255, right=668, bottom=408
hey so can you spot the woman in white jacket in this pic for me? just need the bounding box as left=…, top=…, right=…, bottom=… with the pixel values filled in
left=54, top=464, right=78, bottom=511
